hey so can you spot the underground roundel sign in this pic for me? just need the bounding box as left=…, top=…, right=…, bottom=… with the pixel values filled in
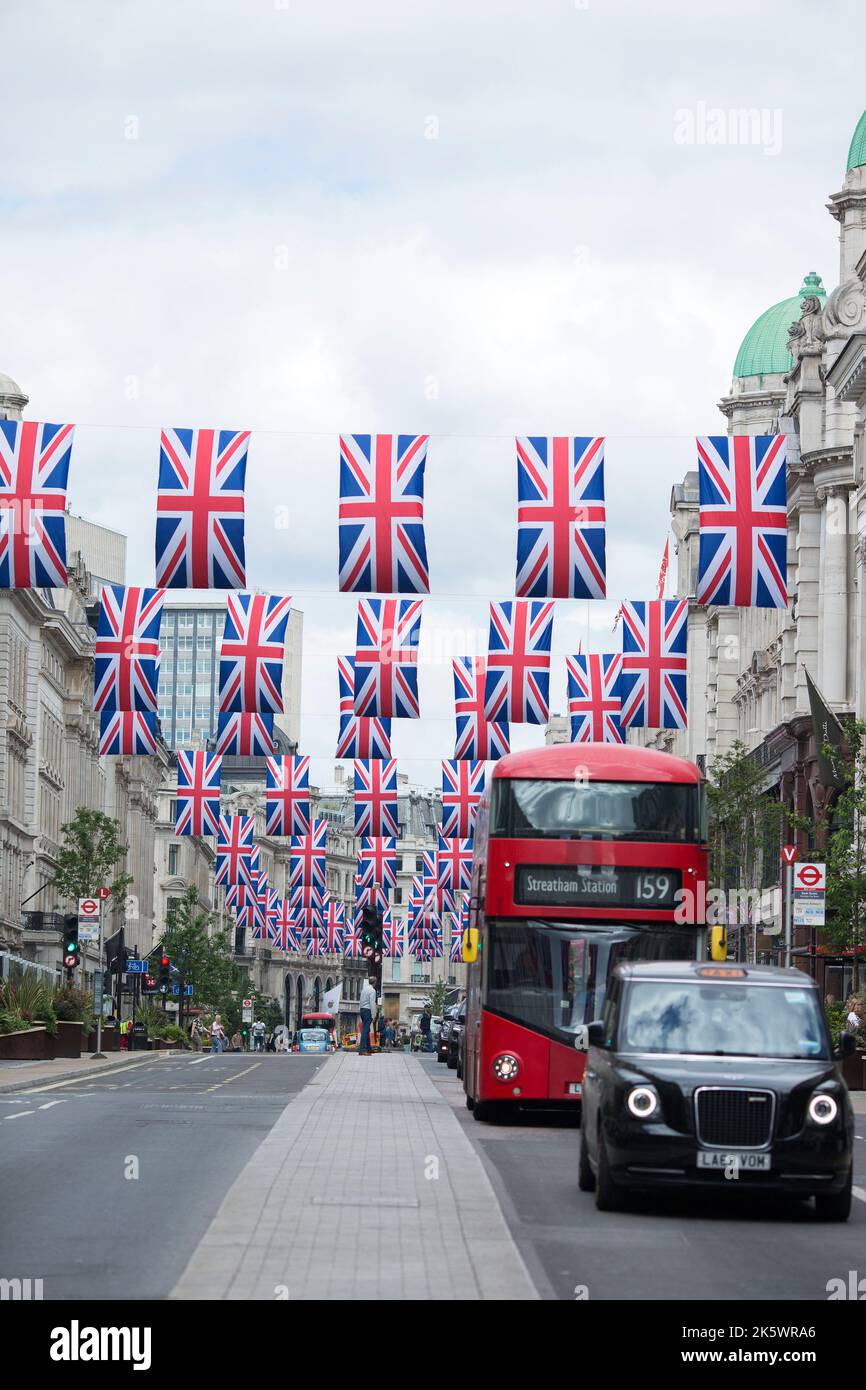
left=793, top=862, right=826, bottom=892
left=78, top=897, right=99, bottom=922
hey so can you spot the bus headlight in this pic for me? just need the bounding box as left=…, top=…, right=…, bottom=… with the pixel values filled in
left=626, top=1085, right=659, bottom=1120
left=492, top=1053, right=519, bottom=1082
left=807, top=1093, right=838, bottom=1126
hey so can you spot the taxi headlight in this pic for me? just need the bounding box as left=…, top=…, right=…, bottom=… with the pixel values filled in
left=807, top=1093, right=838, bottom=1126
left=492, top=1053, right=519, bottom=1082
left=626, top=1085, right=659, bottom=1120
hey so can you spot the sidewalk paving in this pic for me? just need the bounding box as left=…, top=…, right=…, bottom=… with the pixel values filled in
left=171, top=1052, right=539, bottom=1301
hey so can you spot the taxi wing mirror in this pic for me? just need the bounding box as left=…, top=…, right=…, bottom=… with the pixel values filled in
left=461, top=927, right=480, bottom=963
left=574, top=1021, right=605, bottom=1052
left=709, top=926, right=728, bottom=962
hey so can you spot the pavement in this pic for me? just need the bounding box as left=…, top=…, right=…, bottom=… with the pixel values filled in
left=3, top=1048, right=866, bottom=1302
left=0, top=1051, right=159, bottom=1093
left=172, top=1051, right=538, bottom=1300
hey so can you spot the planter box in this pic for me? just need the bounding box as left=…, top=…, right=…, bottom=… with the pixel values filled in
left=841, top=1050, right=865, bottom=1091
left=54, top=1021, right=84, bottom=1058
left=0, top=1027, right=54, bottom=1061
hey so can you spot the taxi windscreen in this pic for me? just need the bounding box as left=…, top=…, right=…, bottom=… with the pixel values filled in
left=619, top=981, right=829, bottom=1059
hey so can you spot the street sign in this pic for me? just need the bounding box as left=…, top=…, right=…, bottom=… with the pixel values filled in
left=793, top=862, right=826, bottom=892
left=96, top=886, right=110, bottom=900
left=124, top=959, right=147, bottom=974
left=242, top=998, right=253, bottom=1009
left=172, top=984, right=193, bottom=996
left=93, top=970, right=104, bottom=1014
left=781, top=846, right=798, bottom=866
left=242, top=1004, right=254, bottom=1024
left=78, top=896, right=100, bottom=942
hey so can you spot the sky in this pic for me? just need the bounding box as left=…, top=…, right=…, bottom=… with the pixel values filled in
left=3, top=0, right=863, bottom=786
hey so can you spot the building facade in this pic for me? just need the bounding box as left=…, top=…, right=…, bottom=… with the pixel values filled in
left=631, top=112, right=866, bottom=995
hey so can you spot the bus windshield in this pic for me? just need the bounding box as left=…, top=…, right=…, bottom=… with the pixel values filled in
left=490, top=778, right=699, bottom=842
left=485, top=920, right=696, bottom=1045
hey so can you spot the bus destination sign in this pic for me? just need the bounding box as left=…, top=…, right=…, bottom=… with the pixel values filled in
left=515, top=864, right=680, bottom=909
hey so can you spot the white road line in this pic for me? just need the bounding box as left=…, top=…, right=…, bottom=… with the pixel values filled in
left=853, top=1185, right=866, bottom=1205
left=6, top=1109, right=35, bottom=1119
left=38, top=1100, right=67, bottom=1110
left=188, top=1057, right=211, bottom=1065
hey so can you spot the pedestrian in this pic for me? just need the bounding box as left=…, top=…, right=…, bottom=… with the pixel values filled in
left=266, top=1031, right=277, bottom=1053
left=419, top=1003, right=433, bottom=1053
left=230, top=1030, right=242, bottom=1053
left=846, top=998, right=862, bottom=1033
left=359, top=976, right=377, bottom=1055
left=210, top=1014, right=227, bottom=1053
left=252, top=1018, right=266, bottom=1053
left=190, top=1019, right=202, bottom=1052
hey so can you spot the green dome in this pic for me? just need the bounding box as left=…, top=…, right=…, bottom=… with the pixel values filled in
left=847, top=110, right=866, bottom=171
left=732, top=272, right=826, bottom=379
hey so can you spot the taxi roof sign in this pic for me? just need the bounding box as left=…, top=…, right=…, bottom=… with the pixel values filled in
left=696, top=966, right=747, bottom=979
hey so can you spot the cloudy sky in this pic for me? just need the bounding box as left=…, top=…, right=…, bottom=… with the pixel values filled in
left=4, top=0, right=863, bottom=785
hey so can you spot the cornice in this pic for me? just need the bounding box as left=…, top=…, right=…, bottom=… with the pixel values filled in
left=823, top=331, right=866, bottom=402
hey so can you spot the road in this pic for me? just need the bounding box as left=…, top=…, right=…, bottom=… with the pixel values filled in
left=0, top=1053, right=323, bottom=1301
left=420, top=1056, right=866, bottom=1301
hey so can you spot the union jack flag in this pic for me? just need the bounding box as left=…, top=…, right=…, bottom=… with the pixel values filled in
left=303, top=917, right=329, bottom=957
left=218, top=592, right=292, bottom=714
left=175, top=751, right=222, bottom=836
left=239, top=844, right=262, bottom=894
left=289, top=820, right=327, bottom=891
left=290, top=882, right=325, bottom=935
left=410, top=908, right=442, bottom=959
left=0, top=421, right=74, bottom=589
left=356, top=877, right=388, bottom=912
left=94, top=585, right=164, bottom=713
left=453, top=657, right=509, bottom=761
left=382, top=907, right=403, bottom=958
left=214, top=713, right=276, bottom=756
left=515, top=435, right=606, bottom=598
left=251, top=868, right=270, bottom=936
left=265, top=756, right=310, bottom=837
left=696, top=435, right=788, bottom=609
left=449, top=913, right=464, bottom=963
left=354, top=598, right=421, bottom=720
left=358, top=836, right=397, bottom=893
left=323, top=896, right=345, bottom=954
left=336, top=656, right=392, bottom=759
left=437, top=831, right=473, bottom=893
left=155, top=427, right=249, bottom=589
left=215, top=815, right=254, bottom=886
left=421, top=849, right=453, bottom=916
left=484, top=600, right=554, bottom=725
left=344, top=910, right=364, bottom=957
left=441, top=760, right=484, bottom=839
left=267, top=896, right=302, bottom=952
left=620, top=599, right=688, bottom=730
left=566, top=653, right=624, bottom=744
left=338, top=433, right=429, bottom=593
left=353, top=759, right=399, bottom=837
left=224, top=882, right=252, bottom=912
left=98, top=711, right=158, bottom=757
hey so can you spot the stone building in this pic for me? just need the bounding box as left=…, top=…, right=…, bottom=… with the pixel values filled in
left=632, top=111, right=866, bottom=996
left=0, top=370, right=170, bottom=982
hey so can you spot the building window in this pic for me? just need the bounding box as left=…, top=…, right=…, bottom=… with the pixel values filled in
left=391, top=960, right=402, bottom=981
left=393, top=886, right=403, bottom=905
left=168, top=844, right=179, bottom=875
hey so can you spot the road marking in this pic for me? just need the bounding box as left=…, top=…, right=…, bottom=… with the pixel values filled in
left=854, top=1186, right=866, bottom=1205
left=38, top=1101, right=67, bottom=1110
left=205, top=1062, right=261, bottom=1092
left=14, top=1058, right=161, bottom=1094
left=6, top=1109, right=35, bottom=1119
left=188, top=1057, right=211, bottom=1065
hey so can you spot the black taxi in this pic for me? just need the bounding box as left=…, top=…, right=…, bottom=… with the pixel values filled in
left=576, top=960, right=855, bottom=1220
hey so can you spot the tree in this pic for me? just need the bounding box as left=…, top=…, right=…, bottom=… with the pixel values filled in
left=429, top=979, right=449, bottom=1016
left=817, top=721, right=866, bottom=992
left=49, top=808, right=133, bottom=908
left=157, top=887, right=252, bottom=1029
left=707, top=741, right=784, bottom=959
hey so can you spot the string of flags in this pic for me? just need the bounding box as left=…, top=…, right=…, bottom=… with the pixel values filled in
left=0, top=416, right=792, bottom=962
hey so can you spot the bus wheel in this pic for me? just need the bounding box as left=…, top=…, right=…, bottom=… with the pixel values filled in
left=594, top=1131, right=626, bottom=1212
left=472, top=1100, right=501, bottom=1122
left=465, top=1091, right=475, bottom=1111
left=578, top=1132, right=596, bottom=1193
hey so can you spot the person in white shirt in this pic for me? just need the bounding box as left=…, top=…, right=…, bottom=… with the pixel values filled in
left=359, top=977, right=377, bottom=1055
left=846, top=1000, right=862, bottom=1033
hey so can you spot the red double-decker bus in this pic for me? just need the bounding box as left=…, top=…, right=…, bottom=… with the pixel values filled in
left=463, top=743, right=708, bottom=1120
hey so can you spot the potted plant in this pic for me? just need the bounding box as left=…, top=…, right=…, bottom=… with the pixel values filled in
left=0, top=973, right=56, bottom=1060
left=51, top=986, right=93, bottom=1057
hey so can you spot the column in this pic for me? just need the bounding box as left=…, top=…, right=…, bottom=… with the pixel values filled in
left=819, top=486, right=849, bottom=705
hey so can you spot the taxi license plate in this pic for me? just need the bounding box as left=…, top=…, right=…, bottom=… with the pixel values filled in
left=696, top=1151, right=771, bottom=1171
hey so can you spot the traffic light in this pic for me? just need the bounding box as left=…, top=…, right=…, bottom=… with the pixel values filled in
left=62, top=914, right=80, bottom=975
left=159, top=954, right=171, bottom=993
